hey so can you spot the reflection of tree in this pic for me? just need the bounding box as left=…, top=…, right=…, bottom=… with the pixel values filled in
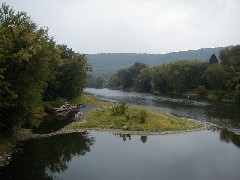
left=33, top=111, right=77, bottom=134
left=140, top=136, right=148, bottom=143
left=204, top=104, right=240, bottom=128
left=220, top=129, right=240, bottom=149
left=0, top=132, right=95, bottom=179
left=114, top=133, right=131, bottom=141
left=114, top=133, right=148, bottom=143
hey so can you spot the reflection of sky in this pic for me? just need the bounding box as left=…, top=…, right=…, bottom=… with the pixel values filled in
left=84, top=88, right=240, bottom=129
left=56, top=131, right=240, bottom=180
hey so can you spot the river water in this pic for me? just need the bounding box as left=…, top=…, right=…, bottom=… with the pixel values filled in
left=0, top=88, right=240, bottom=179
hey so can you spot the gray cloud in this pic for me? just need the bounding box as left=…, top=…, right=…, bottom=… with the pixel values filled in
left=3, top=0, right=240, bottom=53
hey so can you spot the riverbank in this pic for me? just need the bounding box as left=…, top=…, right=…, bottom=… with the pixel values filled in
left=0, top=93, right=222, bottom=167
left=0, top=94, right=112, bottom=167
left=109, top=87, right=238, bottom=103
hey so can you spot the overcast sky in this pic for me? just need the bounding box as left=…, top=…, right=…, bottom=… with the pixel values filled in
left=3, top=0, right=240, bottom=54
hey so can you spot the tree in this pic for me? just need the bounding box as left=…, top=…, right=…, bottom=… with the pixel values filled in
left=204, top=64, right=226, bottom=90
left=0, top=3, right=57, bottom=127
left=209, top=54, right=219, bottom=64
left=0, top=3, right=90, bottom=129
left=220, top=45, right=240, bottom=72
left=44, top=44, right=91, bottom=100
left=58, top=53, right=90, bottom=99
left=151, top=66, right=170, bottom=94
left=133, top=68, right=152, bottom=92
left=86, top=75, right=105, bottom=88
left=108, top=62, right=148, bottom=90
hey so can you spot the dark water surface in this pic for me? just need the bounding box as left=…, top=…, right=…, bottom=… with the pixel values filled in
left=85, top=88, right=240, bottom=131
left=1, top=131, right=240, bottom=180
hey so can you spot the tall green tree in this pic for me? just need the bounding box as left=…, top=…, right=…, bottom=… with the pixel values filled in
left=0, top=3, right=58, bottom=127
left=220, top=45, right=240, bottom=72
left=108, top=62, right=147, bottom=90
left=44, top=45, right=90, bottom=100
left=204, top=64, right=226, bottom=90
left=133, top=68, right=152, bottom=92
left=0, top=4, right=90, bottom=129
left=209, top=54, right=219, bottom=64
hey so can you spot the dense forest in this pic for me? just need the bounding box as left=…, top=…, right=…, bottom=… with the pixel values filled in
left=108, top=47, right=240, bottom=102
left=0, top=4, right=90, bottom=130
left=86, top=47, right=228, bottom=78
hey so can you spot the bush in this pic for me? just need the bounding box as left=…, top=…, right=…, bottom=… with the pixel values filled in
left=110, top=102, right=128, bottom=116
left=137, top=110, right=147, bottom=123
left=124, top=110, right=147, bottom=124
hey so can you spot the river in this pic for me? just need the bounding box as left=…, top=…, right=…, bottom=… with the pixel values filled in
left=0, top=88, right=240, bottom=179
left=85, top=88, right=240, bottom=133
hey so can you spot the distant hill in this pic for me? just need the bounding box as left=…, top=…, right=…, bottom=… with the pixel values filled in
left=86, top=46, right=229, bottom=78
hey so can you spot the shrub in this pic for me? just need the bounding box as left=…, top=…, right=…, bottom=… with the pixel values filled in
left=137, top=110, right=147, bottom=123
left=110, top=102, right=128, bottom=116
left=124, top=110, right=147, bottom=123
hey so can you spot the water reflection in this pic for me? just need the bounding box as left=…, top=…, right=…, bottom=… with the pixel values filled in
left=114, top=133, right=148, bottom=143
left=140, top=135, right=148, bottom=143
left=114, top=133, right=131, bottom=141
left=0, top=132, right=95, bottom=180
left=114, top=130, right=240, bottom=148
left=1, top=131, right=240, bottom=179
left=220, top=129, right=240, bottom=149
left=33, top=111, right=78, bottom=134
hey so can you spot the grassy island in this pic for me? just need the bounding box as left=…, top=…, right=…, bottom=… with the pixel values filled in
left=71, top=94, right=203, bottom=133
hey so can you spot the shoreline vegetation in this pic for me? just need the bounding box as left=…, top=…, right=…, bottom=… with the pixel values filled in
left=69, top=94, right=217, bottom=134
left=0, top=94, right=218, bottom=167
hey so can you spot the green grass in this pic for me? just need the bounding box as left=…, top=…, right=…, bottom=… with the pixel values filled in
left=71, top=104, right=202, bottom=133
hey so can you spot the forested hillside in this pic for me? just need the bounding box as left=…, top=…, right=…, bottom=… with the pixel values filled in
left=86, top=47, right=228, bottom=78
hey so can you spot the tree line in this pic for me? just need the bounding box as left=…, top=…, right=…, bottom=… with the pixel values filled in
left=86, top=47, right=226, bottom=78
left=0, top=4, right=90, bottom=130
left=108, top=47, right=240, bottom=102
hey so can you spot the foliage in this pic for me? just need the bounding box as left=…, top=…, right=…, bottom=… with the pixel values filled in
left=110, top=102, right=128, bottom=116
left=209, top=54, right=219, bottom=64
left=108, top=62, right=148, bottom=90
left=86, top=74, right=105, bottom=88
left=108, top=45, right=240, bottom=102
left=125, top=110, right=147, bottom=124
left=133, top=68, right=152, bottom=92
left=86, top=47, right=226, bottom=78
left=0, top=3, right=55, bottom=127
left=44, top=45, right=90, bottom=100
left=220, top=45, right=240, bottom=72
left=204, top=64, right=226, bottom=90
left=0, top=4, right=90, bottom=129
